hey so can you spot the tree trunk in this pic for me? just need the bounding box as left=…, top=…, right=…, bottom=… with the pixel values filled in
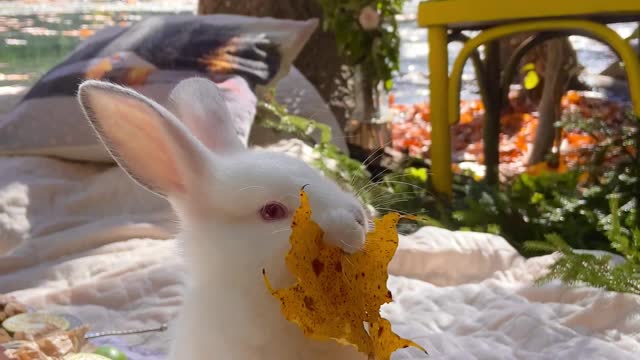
left=528, top=38, right=577, bottom=165
left=483, top=41, right=501, bottom=186
left=198, top=0, right=350, bottom=128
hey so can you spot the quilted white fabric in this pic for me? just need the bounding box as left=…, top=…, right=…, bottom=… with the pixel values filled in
left=0, top=150, right=639, bottom=359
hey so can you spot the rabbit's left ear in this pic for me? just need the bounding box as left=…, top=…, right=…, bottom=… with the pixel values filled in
left=169, top=77, right=245, bottom=154
left=78, top=80, right=213, bottom=199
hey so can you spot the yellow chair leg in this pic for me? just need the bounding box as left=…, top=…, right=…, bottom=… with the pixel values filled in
left=428, top=26, right=452, bottom=198
left=628, top=55, right=640, bottom=117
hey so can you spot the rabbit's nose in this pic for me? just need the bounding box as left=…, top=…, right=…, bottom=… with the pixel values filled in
left=351, top=208, right=365, bottom=227
left=350, top=206, right=374, bottom=233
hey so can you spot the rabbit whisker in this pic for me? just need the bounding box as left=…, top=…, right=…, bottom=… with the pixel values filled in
left=271, top=228, right=291, bottom=234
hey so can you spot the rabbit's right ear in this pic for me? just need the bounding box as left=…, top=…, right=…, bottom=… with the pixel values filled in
left=78, top=80, right=211, bottom=199
left=169, top=77, right=244, bottom=153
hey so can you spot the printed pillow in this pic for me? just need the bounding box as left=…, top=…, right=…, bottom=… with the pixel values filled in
left=0, top=14, right=318, bottom=162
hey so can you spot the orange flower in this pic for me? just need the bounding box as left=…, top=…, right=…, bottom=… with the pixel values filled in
left=460, top=111, right=474, bottom=124
left=567, top=133, right=595, bottom=145
left=471, top=100, right=484, bottom=112
left=79, top=28, right=94, bottom=39
left=565, top=90, right=581, bottom=105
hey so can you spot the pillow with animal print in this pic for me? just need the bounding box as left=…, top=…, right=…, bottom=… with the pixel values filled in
left=0, top=14, right=318, bottom=162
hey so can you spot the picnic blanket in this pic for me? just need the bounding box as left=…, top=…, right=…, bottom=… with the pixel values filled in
left=0, top=141, right=639, bottom=359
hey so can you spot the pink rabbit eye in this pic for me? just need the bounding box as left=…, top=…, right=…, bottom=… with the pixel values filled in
left=260, top=202, right=288, bottom=221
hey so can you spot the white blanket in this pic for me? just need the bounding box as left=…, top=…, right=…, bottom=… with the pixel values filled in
left=0, top=152, right=639, bottom=359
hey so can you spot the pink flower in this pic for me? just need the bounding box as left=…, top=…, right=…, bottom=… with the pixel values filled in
left=358, top=6, right=380, bottom=31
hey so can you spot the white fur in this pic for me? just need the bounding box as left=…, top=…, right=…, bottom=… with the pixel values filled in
left=77, top=77, right=367, bottom=359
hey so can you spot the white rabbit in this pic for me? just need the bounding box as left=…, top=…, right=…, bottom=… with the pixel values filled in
left=77, top=77, right=368, bottom=360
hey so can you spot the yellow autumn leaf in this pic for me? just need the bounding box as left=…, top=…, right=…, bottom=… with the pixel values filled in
left=523, top=70, right=540, bottom=90
left=263, top=189, right=426, bottom=360
left=521, top=63, right=540, bottom=90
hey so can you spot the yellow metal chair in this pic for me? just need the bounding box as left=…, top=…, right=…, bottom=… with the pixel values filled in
left=417, top=0, right=640, bottom=197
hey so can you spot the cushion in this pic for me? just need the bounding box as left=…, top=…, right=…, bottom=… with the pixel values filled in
left=0, top=14, right=318, bottom=162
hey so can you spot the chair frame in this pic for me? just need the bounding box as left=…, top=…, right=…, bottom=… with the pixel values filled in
left=418, top=0, right=640, bottom=197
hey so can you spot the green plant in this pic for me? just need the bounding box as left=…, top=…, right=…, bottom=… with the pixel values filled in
left=257, top=88, right=640, bottom=264
left=257, top=92, right=333, bottom=145
left=450, top=169, right=610, bottom=254
left=316, top=0, right=405, bottom=90
left=525, top=196, right=640, bottom=295
left=364, top=165, right=445, bottom=229
left=256, top=90, right=371, bottom=189
left=450, top=112, right=640, bottom=255
left=255, top=92, right=442, bottom=229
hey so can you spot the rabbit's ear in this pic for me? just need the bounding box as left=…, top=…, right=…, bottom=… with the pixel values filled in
left=78, top=80, right=211, bottom=198
left=168, top=77, right=244, bottom=153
